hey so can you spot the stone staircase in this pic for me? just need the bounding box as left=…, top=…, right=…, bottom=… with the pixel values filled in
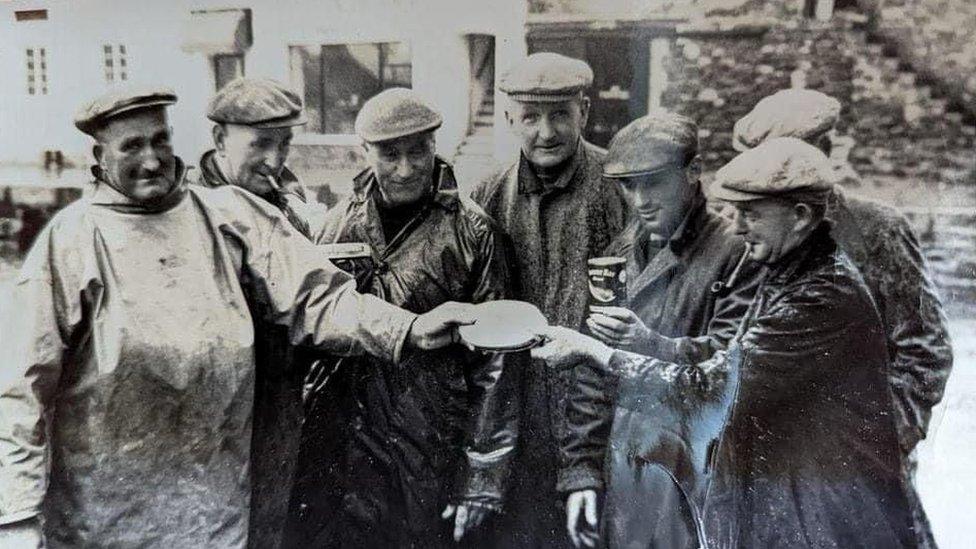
left=452, top=94, right=501, bottom=193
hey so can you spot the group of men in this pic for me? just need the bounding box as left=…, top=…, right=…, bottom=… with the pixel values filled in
left=0, top=50, right=953, bottom=549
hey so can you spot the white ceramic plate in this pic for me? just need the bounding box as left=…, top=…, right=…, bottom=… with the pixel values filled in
left=458, top=300, right=548, bottom=352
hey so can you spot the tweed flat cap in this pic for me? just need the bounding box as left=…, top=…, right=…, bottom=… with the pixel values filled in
left=712, top=137, right=834, bottom=202
left=354, top=88, right=443, bottom=142
left=604, top=110, right=699, bottom=178
left=207, top=78, right=307, bottom=128
left=499, top=52, right=594, bottom=102
left=732, top=89, right=841, bottom=152
left=74, top=85, right=177, bottom=135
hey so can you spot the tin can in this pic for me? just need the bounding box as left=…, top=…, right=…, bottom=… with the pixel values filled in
left=587, top=256, right=628, bottom=308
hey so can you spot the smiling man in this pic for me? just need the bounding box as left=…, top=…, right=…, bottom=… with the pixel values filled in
left=469, top=52, right=628, bottom=548
left=560, top=112, right=759, bottom=549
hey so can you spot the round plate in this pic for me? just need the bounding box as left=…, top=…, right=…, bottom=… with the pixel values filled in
left=458, top=300, right=548, bottom=352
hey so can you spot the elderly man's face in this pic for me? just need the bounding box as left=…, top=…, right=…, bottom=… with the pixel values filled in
left=507, top=97, right=589, bottom=169
left=731, top=199, right=808, bottom=264
left=616, top=161, right=699, bottom=241
left=364, top=131, right=436, bottom=208
left=94, top=108, right=177, bottom=204
left=215, top=124, right=293, bottom=198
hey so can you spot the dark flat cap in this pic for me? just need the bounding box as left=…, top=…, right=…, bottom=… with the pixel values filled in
left=712, top=137, right=834, bottom=202
left=733, top=89, right=841, bottom=152
left=499, top=52, right=593, bottom=102
left=354, top=88, right=443, bottom=142
left=604, top=110, right=699, bottom=178
left=207, top=78, right=307, bottom=128
left=74, top=85, right=177, bottom=135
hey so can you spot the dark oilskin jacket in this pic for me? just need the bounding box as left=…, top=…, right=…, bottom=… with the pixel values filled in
left=471, top=140, right=628, bottom=548
left=289, top=159, right=519, bottom=548
left=563, top=190, right=759, bottom=549
left=603, top=223, right=915, bottom=549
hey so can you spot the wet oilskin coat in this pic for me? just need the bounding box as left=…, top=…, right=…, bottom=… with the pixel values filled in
left=470, top=141, right=628, bottom=547
left=564, top=192, right=759, bottom=549
left=0, top=170, right=414, bottom=548
left=289, top=159, right=519, bottom=548
left=828, top=187, right=953, bottom=549
left=197, top=149, right=328, bottom=548
left=603, top=224, right=916, bottom=549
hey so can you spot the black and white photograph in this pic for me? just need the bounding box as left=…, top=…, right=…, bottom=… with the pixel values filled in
left=0, top=0, right=973, bottom=547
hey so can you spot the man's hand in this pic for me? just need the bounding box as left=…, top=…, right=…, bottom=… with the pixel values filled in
left=441, top=503, right=490, bottom=542
left=566, top=489, right=599, bottom=548
left=0, top=518, right=44, bottom=548
left=587, top=306, right=651, bottom=349
left=531, top=326, right=614, bottom=371
left=407, top=301, right=476, bottom=351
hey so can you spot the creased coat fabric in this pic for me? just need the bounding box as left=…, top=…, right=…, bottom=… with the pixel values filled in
left=470, top=141, right=628, bottom=547
left=604, top=224, right=915, bottom=549
left=197, top=149, right=329, bottom=548
left=563, top=191, right=759, bottom=549
left=288, top=159, right=518, bottom=548
left=0, top=172, right=415, bottom=548
left=828, top=188, right=952, bottom=549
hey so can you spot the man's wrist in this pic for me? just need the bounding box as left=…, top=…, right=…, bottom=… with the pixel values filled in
left=588, top=342, right=615, bottom=369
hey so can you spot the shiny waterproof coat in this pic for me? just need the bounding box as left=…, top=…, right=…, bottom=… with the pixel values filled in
left=197, top=149, right=328, bottom=548
left=292, top=160, right=518, bottom=547
left=563, top=192, right=759, bottom=549
left=604, top=225, right=916, bottom=548
left=470, top=141, right=628, bottom=547
left=0, top=172, right=415, bottom=548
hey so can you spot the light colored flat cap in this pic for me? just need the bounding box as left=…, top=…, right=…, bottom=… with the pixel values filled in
left=207, top=78, right=307, bottom=128
left=712, top=137, right=834, bottom=202
left=499, top=52, right=594, bottom=102
left=604, top=110, right=699, bottom=178
left=74, top=85, right=177, bottom=135
left=354, top=87, right=443, bottom=142
left=732, top=89, right=841, bottom=151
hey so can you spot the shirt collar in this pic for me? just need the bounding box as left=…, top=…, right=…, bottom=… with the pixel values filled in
left=351, top=156, right=460, bottom=211
left=517, top=139, right=585, bottom=195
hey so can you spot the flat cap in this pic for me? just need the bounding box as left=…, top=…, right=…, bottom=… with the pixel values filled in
left=604, top=110, right=699, bottom=178
left=732, top=88, right=841, bottom=152
left=74, top=85, right=177, bottom=135
left=712, top=137, right=834, bottom=202
left=354, top=87, right=443, bottom=142
left=207, top=78, right=307, bottom=128
left=499, top=52, right=594, bottom=102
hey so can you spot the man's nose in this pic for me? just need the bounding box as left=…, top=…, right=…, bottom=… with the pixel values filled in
left=538, top=117, right=556, bottom=141
left=395, top=156, right=414, bottom=179
left=732, top=211, right=748, bottom=235
left=140, top=148, right=161, bottom=172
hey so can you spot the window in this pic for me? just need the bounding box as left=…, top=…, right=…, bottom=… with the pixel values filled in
left=26, top=48, right=48, bottom=95
left=213, top=54, right=244, bottom=91
left=290, top=42, right=412, bottom=134
left=15, top=10, right=48, bottom=21
left=103, top=44, right=128, bottom=83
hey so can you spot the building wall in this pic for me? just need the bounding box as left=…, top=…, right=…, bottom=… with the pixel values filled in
left=0, top=0, right=527, bottom=176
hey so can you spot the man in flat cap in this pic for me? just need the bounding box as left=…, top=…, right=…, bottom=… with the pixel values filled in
left=735, top=88, right=951, bottom=549
left=198, top=77, right=326, bottom=239
left=0, top=85, right=476, bottom=548
left=197, top=76, right=333, bottom=548
left=533, top=138, right=919, bottom=548
left=559, top=111, right=760, bottom=548
left=287, top=87, right=519, bottom=548
left=470, top=51, right=628, bottom=548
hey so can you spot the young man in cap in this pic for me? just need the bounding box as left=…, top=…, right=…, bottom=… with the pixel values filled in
left=469, top=51, right=628, bottom=548
left=560, top=111, right=759, bottom=548
left=533, top=138, right=919, bottom=549
left=198, top=77, right=326, bottom=239
left=287, top=88, right=518, bottom=548
left=197, top=76, right=332, bottom=548
left=0, top=86, right=475, bottom=548
left=735, top=88, right=952, bottom=549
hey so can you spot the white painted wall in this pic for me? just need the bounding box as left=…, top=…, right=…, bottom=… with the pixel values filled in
left=0, top=0, right=528, bottom=170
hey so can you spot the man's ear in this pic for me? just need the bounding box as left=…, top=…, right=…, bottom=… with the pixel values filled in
left=212, top=124, right=227, bottom=154
left=503, top=107, right=515, bottom=128
left=578, top=96, right=591, bottom=129
left=92, top=144, right=104, bottom=166
left=686, top=156, right=703, bottom=185
left=793, top=202, right=815, bottom=233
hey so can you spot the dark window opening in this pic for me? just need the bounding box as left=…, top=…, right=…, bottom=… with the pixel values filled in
left=15, top=10, right=48, bottom=22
